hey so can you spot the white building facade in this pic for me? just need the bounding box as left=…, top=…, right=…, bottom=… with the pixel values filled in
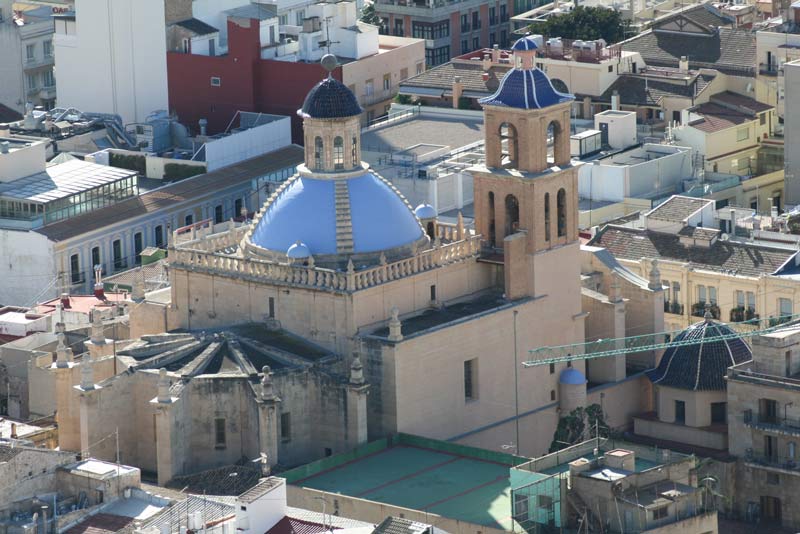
left=53, top=0, right=168, bottom=124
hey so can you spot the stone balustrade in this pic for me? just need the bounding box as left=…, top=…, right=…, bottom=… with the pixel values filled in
left=170, top=234, right=482, bottom=292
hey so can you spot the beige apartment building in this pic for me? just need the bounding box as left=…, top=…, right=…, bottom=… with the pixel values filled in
left=47, top=41, right=666, bottom=485
left=589, top=196, right=800, bottom=333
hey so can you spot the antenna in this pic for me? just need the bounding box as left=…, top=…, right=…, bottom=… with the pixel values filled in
left=321, top=17, right=341, bottom=55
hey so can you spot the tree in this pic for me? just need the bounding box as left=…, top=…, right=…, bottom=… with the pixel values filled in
left=549, top=404, right=607, bottom=453
left=360, top=1, right=381, bottom=26
left=529, top=6, right=631, bottom=44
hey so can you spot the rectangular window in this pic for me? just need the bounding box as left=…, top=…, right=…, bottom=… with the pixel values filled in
left=747, top=291, right=756, bottom=310
left=652, top=506, right=668, bottom=520
left=185, top=214, right=193, bottom=226
left=549, top=363, right=555, bottom=374
left=281, top=412, right=291, bottom=442
left=711, top=402, right=726, bottom=424
left=26, top=43, right=35, bottom=61
left=210, top=76, right=221, bottom=87
left=489, top=6, right=496, bottom=25
left=70, top=254, right=80, bottom=284
left=112, top=239, right=123, bottom=270
left=430, top=284, right=436, bottom=301
left=674, top=400, right=685, bottom=424
left=759, top=398, right=778, bottom=424
left=709, top=286, right=717, bottom=304
left=472, top=11, right=479, bottom=29
left=394, top=19, right=403, bottom=36
left=464, top=358, right=477, bottom=401
left=268, top=297, right=275, bottom=319
left=698, top=285, right=706, bottom=304
left=513, top=493, right=529, bottom=517
left=42, top=69, right=55, bottom=88
left=134, top=232, right=143, bottom=265
left=43, top=40, right=52, bottom=58
left=473, top=37, right=479, bottom=50
left=460, top=13, right=468, bottom=32
left=461, top=40, right=468, bottom=54
left=26, top=73, right=37, bottom=90
left=383, top=74, right=390, bottom=91
left=760, top=112, right=767, bottom=126
left=780, top=297, right=792, bottom=317
left=736, top=127, right=750, bottom=141
left=154, top=226, right=164, bottom=248
left=736, top=290, right=745, bottom=308
left=92, top=246, right=101, bottom=272
left=215, top=418, right=226, bottom=447
left=214, top=204, right=223, bottom=224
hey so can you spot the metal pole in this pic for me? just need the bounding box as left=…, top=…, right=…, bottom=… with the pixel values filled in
left=513, top=310, right=520, bottom=454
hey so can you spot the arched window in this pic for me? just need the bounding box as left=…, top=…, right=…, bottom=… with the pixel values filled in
left=499, top=123, right=518, bottom=168
left=505, top=194, right=519, bottom=237
left=488, top=191, right=496, bottom=246
left=314, top=137, right=323, bottom=170
left=547, top=120, right=565, bottom=165
left=544, top=193, right=551, bottom=241
left=352, top=135, right=358, bottom=167
left=557, top=188, right=567, bottom=237
left=333, top=137, right=344, bottom=170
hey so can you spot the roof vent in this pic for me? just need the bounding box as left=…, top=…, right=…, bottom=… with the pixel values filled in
left=0, top=142, right=9, bottom=154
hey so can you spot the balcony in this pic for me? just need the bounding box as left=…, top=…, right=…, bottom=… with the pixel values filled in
left=759, top=63, right=782, bottom=76
left=664, top=300, right=684, bottom=315
left=769, top=315, right=793, bottom=327
left=24, top=55, right=55, bottom=70
left=461, top=23, right=471, bottom=32
left=691, top=302, right=720, bottom=319
left=744, top=451, right=800, bottom=474
left=113, top=259, right=128, bottom=272
left=361, top=88, right=394, bottom=107
left=728, top=362, right=800, bottom=392
left=743, top=409, right=800, bottom=437
left=730, top=306, right=759, bottom=323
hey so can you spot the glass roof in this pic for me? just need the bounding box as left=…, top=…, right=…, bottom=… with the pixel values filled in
left=0, top=159, right=137, bottom=204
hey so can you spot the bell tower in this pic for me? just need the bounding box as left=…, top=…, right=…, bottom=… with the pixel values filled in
left=471, top=36, right=581, bottom=300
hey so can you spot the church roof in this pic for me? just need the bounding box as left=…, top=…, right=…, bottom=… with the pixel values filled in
left=646, top=318, right=752, bottom=391
left=479, top=68, right=573, bottom=110
left=299, top=77, right=363, bottom=119
left=249, top=172, right=423, bottom=257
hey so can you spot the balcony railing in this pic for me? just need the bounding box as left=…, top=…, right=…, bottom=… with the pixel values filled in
left=743, top=409, right=800, bottom=435
left=759, top=63, right=782, bottom=76
left=730, top=306, right=759, bottom=323
left=744, top=451, right=800, bottom=473
left=664, top=300, right=684, bottom=315
left=24, top=55, right=55, bottom=69
left=361, top=88, right=394, bottom=107
left=461, top=23, right=470, bottom=32
left=691, top=302, right=720, bottom=319
left=113, top=258, right=128, bottom=272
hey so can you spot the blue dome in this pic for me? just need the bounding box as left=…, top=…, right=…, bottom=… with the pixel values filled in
left=287, top=241, right=311, bottom=259
left=479, top=68, right=573, bottom=110
left=414, top=204, right=437, bottom=219
left=250, top=173, right=424, bottom=256
left=299, top=77, right=363, bottom=119
left=512, top=35, right=539, bottom=51
left=646, top=319, right=752, bottom=391
left=560, top=368, right=586, bottom=385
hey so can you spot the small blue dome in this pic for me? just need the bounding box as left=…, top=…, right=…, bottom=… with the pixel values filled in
left=479, top=68, right=573, bottom=110
left=560, top=368, right=586, bottom=385
left=287, top=241, right=311, bottom=259
left=250, top=173, right=423, bottom=256
left=512, top=35, right=539, bottom=51
left=414, top=204, right=437, bottom=219
left=299, top=77, right=363, bottom=119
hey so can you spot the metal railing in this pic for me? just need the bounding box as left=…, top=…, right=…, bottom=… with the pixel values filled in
left=664, top=300, right=684, bottom=315
left=691, top=303, right=720, bottom=319
left=744, top=451, right=800, bottom=472
left=743, top=410, right=800, bottom=434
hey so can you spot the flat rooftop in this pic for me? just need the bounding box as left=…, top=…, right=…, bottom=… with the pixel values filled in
left=361, top=113, right=484, bottom=153
left=601, top=144, right=689, bottom=166
left=0, top=159, right=136, bottom=203
left=283, top=434, right=523, bottom=530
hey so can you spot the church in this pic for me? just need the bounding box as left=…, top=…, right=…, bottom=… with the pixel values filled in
left=54, top=39, right=663, bottom=484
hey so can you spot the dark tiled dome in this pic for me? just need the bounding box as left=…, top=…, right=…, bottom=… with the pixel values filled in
left=299, top=77, right=363, bottom=119
left=646, top=318, right=752, bottom=391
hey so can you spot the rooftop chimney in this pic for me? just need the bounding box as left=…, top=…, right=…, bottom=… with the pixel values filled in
left=10, top=423, right=17, bottom=439
left=198, top=118, right=208, bottom=136
left=679, top=56, right=689, bottom=72
left=611, top=90, right=620, bottom=111
left=94, top=283, right=105, bottom=300
left=0, top=142, right=9, bottom=154
left=60, top=292, right=71, bottom=309
left=491, top=44, right=500, bottom=63
left=452, top=76, right=463, bottom=109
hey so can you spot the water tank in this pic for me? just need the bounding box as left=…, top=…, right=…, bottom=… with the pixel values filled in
left=559, top=367, right=587, bottom=416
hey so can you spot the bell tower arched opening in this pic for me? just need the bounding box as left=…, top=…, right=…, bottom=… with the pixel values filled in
left=505, top=194, right=519, bottom=236
left=557, top=188, right=567, bottom=237
left=500, top=123, right=518, bottom=168
left=488, top=191, right=496, bottom=246
left=547, top=119, right=569, bottom=167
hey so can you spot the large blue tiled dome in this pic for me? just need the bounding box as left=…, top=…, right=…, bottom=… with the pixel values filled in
left=646, top=318, right=752, bottom=391
left=299, top=77, right=363, bottom=119
left=480, top=68, right=574, bottom=110
left=249, top=173, right=424, bottom=257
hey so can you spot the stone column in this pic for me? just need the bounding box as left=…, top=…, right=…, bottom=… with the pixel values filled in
left=346, top=356, right=369, bottom=446
left=151, top=368, right=176, bottom=486
left=257, top=366, right=280, bottom=468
